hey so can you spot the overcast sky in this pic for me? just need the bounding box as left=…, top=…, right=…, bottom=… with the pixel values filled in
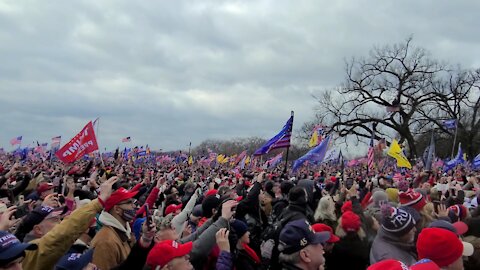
left=1, top=0, right=479, bottom=152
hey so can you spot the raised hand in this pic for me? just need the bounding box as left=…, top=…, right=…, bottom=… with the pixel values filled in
left=221, top=200, right=238, bottom=221
left=0, top=206, right=20, bottom=231
left=98, top=176, right=119, bottom=203
left=216, top=228, right=230, bottom=252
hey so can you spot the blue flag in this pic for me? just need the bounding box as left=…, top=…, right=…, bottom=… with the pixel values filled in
left=254, top=115, right=293, bottom=156
left=423, top=132, right=435, bottom=171
left=473, top=154, right=480, bottom=169
left=444, top=143, right=464, bottom=172
left=293, top=135, right=331, bottom=172
left=442, top=119, right=457, bottom=129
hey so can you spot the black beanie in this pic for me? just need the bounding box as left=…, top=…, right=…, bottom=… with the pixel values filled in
left=202, top=194, right=221, bottom=218
left=288, top=186, right=307, bottom=205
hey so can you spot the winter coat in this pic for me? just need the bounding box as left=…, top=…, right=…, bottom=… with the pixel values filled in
left=189, top=217, right=229, bottom=270
left=234, top=246, right=262, bottom=270
left=172, top=189, right=199, bottom=236
left=327, top=234, right=370, bottom=270
left=91, top=211, right=135, bottom=270
left=370, top=228, right=417, bottom=266
left=463, top=235, right=480, bottom=270
left=216, top=251, right=233, bottom=270
left=22, top=200, right=103, bottom=270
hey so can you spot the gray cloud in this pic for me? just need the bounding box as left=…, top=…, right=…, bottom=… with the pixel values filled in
left=0, top=0, right=479, bottom=152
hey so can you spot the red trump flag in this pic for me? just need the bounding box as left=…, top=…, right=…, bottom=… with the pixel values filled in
left=55, top=121, right=99, bottom=163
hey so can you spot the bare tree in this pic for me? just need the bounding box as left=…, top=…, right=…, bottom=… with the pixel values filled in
left=309, top=38, right=445, bottom=158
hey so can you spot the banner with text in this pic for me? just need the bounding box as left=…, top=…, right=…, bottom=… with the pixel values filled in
left=55, top=121, right=99, bottom=163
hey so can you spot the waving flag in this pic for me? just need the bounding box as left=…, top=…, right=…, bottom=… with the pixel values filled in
left=254, top=114, right=293, bottom=156
left=10, top=136, right=22, bottom=146
left=55, top=121, right=99, bottom=163
left=293, top=135, right=331, bottom=172
left=368, top=124, right=376, bottom=172
left=263, top=153, right=283, bottom=169
left=122, top=137, right=131, bottom=143
left=473, top=154, right=480, bottom=169
left=444, top=143, right=465, bottom=172
left=442, top=119, right=457, bottom=130
left=51, top=136, right=61, bottom=149
left=387, top=139, right=412, bottom=169
left=308, top=125, right=325, bottom=147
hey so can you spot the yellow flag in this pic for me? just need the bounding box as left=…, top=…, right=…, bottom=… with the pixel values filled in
left=217, top=155, right=225, bottom=163
left=245, top=156, right=251, bottom=165
left=188, top=156, right=193, bottom=165
left=387, top=139, right=412, bottom=169
left=222, top=157, right=229, bottom=164
left=309, top=130, right=318, bottom=147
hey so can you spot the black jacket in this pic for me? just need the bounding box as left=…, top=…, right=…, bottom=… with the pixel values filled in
left=327, top=234, right=370, bottom=270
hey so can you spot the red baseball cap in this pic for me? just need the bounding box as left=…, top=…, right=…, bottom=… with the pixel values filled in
left=104, top=187, right=139, bottom=211
left=37, top=183, right=54, bottom=195
left=311, top=223, right=340, bottom=243
left=147, top=240, right=192, bottom=268
left=165, top=204, right=183, bottom=216
left=205, top=189, right=218, bottom=197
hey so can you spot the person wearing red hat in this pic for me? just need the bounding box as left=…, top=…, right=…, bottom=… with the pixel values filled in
left=399, top=189, right=426, bottom=212
left=165, top=204, right=183, bottom=217
left=311, top=223, right=340, bottom=252
left=328, top=211, right=370, bottom=270
left=417, top=227, right=474, bottom=270
left=367, top=258, right=440, bottom=270
left=147, top=240, right=193, bottom=270
left=91, top=186, right=153, bottom=270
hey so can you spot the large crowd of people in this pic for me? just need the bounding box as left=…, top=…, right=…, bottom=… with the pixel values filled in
left=0, top=152, right=479, bottom=270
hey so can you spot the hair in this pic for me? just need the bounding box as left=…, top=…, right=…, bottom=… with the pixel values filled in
left=279, top=251, right=301, bottom=265
left=419, top=202, right=435, bottom=230
left=314, top=196, right=336, bottom=222
left=217, top=186, right=231, bottom=197
left=335, top=216, right=367, bottom=239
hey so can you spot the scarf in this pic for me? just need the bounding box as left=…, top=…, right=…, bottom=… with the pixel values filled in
left=98, top=211, right=132, bottom=239
left=242, top=243, right=261, bottom=264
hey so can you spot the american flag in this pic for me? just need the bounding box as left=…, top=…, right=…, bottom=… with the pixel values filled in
left=122, top=136, right=131, bottom=143
left=10, top=136, right=22, bottom=146
left=254, top=114, right=293, bottom=156
left=368, top=140, right=374, bottom=172
left=51, top=136, right=61, bottom=148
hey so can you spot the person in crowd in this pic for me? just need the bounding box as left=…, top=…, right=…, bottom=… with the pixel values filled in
left=91, top=185, right=155, bottom=270
left=370, top=206, right=418, bottom=265
left=0, top=231, right=37, bottom=270
left=54, top=249, right=97, bottom=270
left=229, top=219, right=261, bottom=270
left=417, top=227, right=474, bottom=270
left=328, top=210, right=370, bottom=269
left=277, top=219, right=330, bottom=270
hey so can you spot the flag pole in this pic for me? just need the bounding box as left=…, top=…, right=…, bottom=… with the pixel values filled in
left=94, top=118, right=105, bottom=167
left=188, top=142, right=192, bottom=167
left=450, top=119, right=458, bottom=159
left=283, top=111, right=294, bottom=174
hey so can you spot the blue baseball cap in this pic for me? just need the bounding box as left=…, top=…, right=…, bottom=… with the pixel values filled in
left=0, top=231, right=37, bottom=263
left=55, top=249, right=94, bottom=270
left=278, top=219, right=330, bottom=254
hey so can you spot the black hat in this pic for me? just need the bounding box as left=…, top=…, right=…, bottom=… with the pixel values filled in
left=201, top=194, right=221, bottom=218
left=278, top=219, right=330, bottom=254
